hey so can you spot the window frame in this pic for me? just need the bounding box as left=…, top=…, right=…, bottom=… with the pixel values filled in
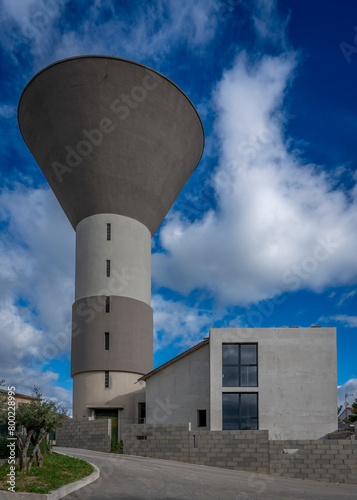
left=138, top=402, right=146, bottom=424
left=222, top=392, right=258, bottom=430
left=222, top=343, right=258, bottom=387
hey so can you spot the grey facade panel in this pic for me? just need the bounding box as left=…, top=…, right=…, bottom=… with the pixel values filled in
left=71, top=295, right=153, bottom=376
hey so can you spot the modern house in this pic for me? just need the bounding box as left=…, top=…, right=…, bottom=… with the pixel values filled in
left=141, top=327, right=337, bottom=440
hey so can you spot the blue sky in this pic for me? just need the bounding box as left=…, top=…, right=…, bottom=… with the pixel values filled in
left=0, top=0, right=357, bottom=412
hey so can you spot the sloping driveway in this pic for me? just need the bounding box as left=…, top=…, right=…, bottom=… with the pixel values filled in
left=56, top=447, right=356, bottom=500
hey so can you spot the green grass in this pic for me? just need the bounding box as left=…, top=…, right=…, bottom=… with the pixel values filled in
left=0, top=452, right=94, bottom=494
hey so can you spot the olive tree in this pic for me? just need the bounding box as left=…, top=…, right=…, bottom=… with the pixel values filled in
left=1, top=384, right=67, bottom=471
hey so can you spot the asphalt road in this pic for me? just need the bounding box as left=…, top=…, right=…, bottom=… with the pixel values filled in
left=56, top=447, right=357, bottom=500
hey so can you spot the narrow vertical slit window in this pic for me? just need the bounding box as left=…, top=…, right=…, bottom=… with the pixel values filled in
left=105, top=296, right=110, bottom=313
left=105, top=371, right=109, bottom=388
left=105, top=332, right=110, bottom=350
left=106, top=260, right=111, bottom=277
left=107, top=223, right=111, bottom=241
left=138, top=402, right=146, bottom=424
left=197, top=410, right=207, bottom=428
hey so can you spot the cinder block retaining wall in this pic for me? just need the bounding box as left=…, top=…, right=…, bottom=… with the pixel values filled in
left=122, top=423, right=357, bottom=484
left=270, top=440, right=357, bottom=483
left=56, top=418, right=111, bottom=452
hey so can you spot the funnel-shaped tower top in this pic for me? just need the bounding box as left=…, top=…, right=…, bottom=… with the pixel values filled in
left=18, top=56, right=204, bottom=234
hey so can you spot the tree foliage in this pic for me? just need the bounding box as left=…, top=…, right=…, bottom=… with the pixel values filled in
left=0, top=384, right=67, bottom=472
left=348, top=398, right=357, bottom=423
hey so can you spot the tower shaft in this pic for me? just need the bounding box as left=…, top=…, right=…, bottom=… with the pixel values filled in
left=71, top=214, right=152, bottom=418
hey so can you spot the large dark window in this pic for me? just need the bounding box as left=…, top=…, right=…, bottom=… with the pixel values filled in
left=106, top=260, right=111, bottom=277
left=105, top=371, right=109, bottom=388
left=107, top=223, right=111, bottom=241
left=222, top=393, right=258, bottom=430
left=222, top=344, right=257, bottom=387
left=105, top=332, right=110, bottom=350
left=105, top=296, right=110, bottom=313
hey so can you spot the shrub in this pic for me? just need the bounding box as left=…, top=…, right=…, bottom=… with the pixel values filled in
left=111, top=436, right=123, bottom=453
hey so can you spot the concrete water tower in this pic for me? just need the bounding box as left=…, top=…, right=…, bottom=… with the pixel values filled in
left=18, top=56, right=204, bottom=422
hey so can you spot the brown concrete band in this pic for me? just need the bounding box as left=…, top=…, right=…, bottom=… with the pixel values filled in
left=71, top=295, right=153, bottom=377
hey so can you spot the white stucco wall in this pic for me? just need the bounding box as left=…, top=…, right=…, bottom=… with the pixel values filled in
left=75, top=213, right=151, bottom=304
left=210, top=327, right=337, bottom=440
left=146, top=344, right=210, bottom=430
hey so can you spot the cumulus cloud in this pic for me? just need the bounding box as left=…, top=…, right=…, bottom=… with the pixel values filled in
left=152, top=51, right=357, bottom=306
left=152, top=294, right=214, bottom=351
left=0, top=185, right=74, bottom=409
left=0, top=0, right=223, bottom=69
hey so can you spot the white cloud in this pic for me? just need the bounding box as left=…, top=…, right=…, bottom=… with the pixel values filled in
left=0, top=104, right=16, bottom=118
left=0, top=0, right=223, bottom=69
left=251, top=0, right=289, bottom=49
left=329, top=315, right=357, bottom=328
left=152, top=294, right=214, bottom=351
left=337, top=290, right=356, bottom=307
left=152, top=51, right=357, bottom=306
left=0, top=185, right=74, bottom=409
left=52, top=0, right=221, bottom=64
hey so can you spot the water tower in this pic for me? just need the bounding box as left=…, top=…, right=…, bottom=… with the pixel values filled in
left=18, top=56, right=204, bottom=423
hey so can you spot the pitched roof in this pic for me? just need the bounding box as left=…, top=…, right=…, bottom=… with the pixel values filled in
left=0, top=389, right=36, bottom=400
left=139, top=338, right=209, bottom=382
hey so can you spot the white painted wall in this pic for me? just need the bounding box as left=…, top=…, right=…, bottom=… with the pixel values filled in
left=75, top=213, right=151, bottom=304
left=210, top=327, right=337, bottom=440
left=146, top=344, right=210, bottom=430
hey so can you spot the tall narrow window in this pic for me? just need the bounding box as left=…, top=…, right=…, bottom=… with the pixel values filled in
left=106, top=260, right=111, bottom=277
left=105, top=296, right=110, bottom=313
left=222, top=393, right=258, bottom=430
left=138, top=402, right=146, bottom=424
left=222, top=344, right=257, bottom=387
left=105, top=371, right=109, bottom=388
left=107, top=223, right=111, bottom=241
left=105, top=332, right=110, bottom=350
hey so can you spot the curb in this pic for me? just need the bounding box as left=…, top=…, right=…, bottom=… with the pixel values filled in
left=0, top=451, right=100, bottom=499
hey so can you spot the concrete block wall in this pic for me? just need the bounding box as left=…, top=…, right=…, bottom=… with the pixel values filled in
left=123, top=423, right=190, bottom=462
left=56, top=418, right=111, bottom=452
left=190, top=429, right=270, bottom=473
left=123, top=424, right=269, bottom=473
left=270, top=439, right=357, bottom=484
left=122, top=423, right=357, bottom=484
